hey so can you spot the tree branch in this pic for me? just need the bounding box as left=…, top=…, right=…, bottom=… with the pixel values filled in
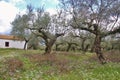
left=102, top=27, right=120, bottom=38
left=55, top=33, right=64, bottom=37
left=79, top=26, right=96, bottom=34
left=71, top=12, right=96, bottom=34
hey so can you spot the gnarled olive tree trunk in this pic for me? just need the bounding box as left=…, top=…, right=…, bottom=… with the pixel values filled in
left=44, top=38, right=57, bottom=54
left=94, top=35, right=106, bottom=64
left=24, top=40, right=29, bottom=50
left=66, top=43, right=77, bottom=52
left=66, top=43, right=72, bottom=52
left=24, top=41, right=27, bottom=50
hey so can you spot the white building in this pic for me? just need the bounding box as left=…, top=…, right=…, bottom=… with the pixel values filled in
left=0, top=35, right=26, bottom=49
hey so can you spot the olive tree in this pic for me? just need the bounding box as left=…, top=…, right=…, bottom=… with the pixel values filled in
left=27, top=6, right=68, bottom=54
left=60, top=0, right=120, bottom=63
left=64, top=32, right=79, bottom=52
left=73, top=30, right=93, bottom=53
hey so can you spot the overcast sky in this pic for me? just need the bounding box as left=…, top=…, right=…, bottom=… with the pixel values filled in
left=0, top=0, right=59, bottom=34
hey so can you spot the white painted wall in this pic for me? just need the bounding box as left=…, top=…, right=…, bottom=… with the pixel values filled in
left=0, top=39, right=26, bottom=49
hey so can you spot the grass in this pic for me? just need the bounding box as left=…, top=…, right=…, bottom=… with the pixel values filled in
left=0, top=49, right=120, bottom=80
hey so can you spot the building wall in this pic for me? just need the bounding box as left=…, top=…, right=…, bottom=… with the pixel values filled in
left=0, top=39, right=26, bottom=49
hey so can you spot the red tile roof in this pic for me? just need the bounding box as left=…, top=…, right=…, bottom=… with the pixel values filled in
left=0, top=35, right=22, bottom=40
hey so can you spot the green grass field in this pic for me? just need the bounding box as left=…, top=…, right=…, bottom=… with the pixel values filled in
left=0, top=49, right=120, bottom=80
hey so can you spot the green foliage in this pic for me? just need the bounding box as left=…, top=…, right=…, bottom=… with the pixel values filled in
left=27, top=34, right=40, bottom=50
left=11, top=14, right=30, bottom=39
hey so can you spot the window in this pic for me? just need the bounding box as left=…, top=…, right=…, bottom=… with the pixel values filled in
left=5, top=42, right=9, bottom=47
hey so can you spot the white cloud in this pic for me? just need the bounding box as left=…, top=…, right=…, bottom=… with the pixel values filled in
left=0, top=1, right=19, bottom=33
left=0, top=0, right=60, bottom=34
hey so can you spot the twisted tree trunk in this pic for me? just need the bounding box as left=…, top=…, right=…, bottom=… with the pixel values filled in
left=66, top=43, right=72, bottom=52
left=45, top=45, right=52, bottom=54
left=81, top=39, right=85, bottom=51
left=44, top=38, right=57, bottom=54
left=94, top=35, right=106, bottom=64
